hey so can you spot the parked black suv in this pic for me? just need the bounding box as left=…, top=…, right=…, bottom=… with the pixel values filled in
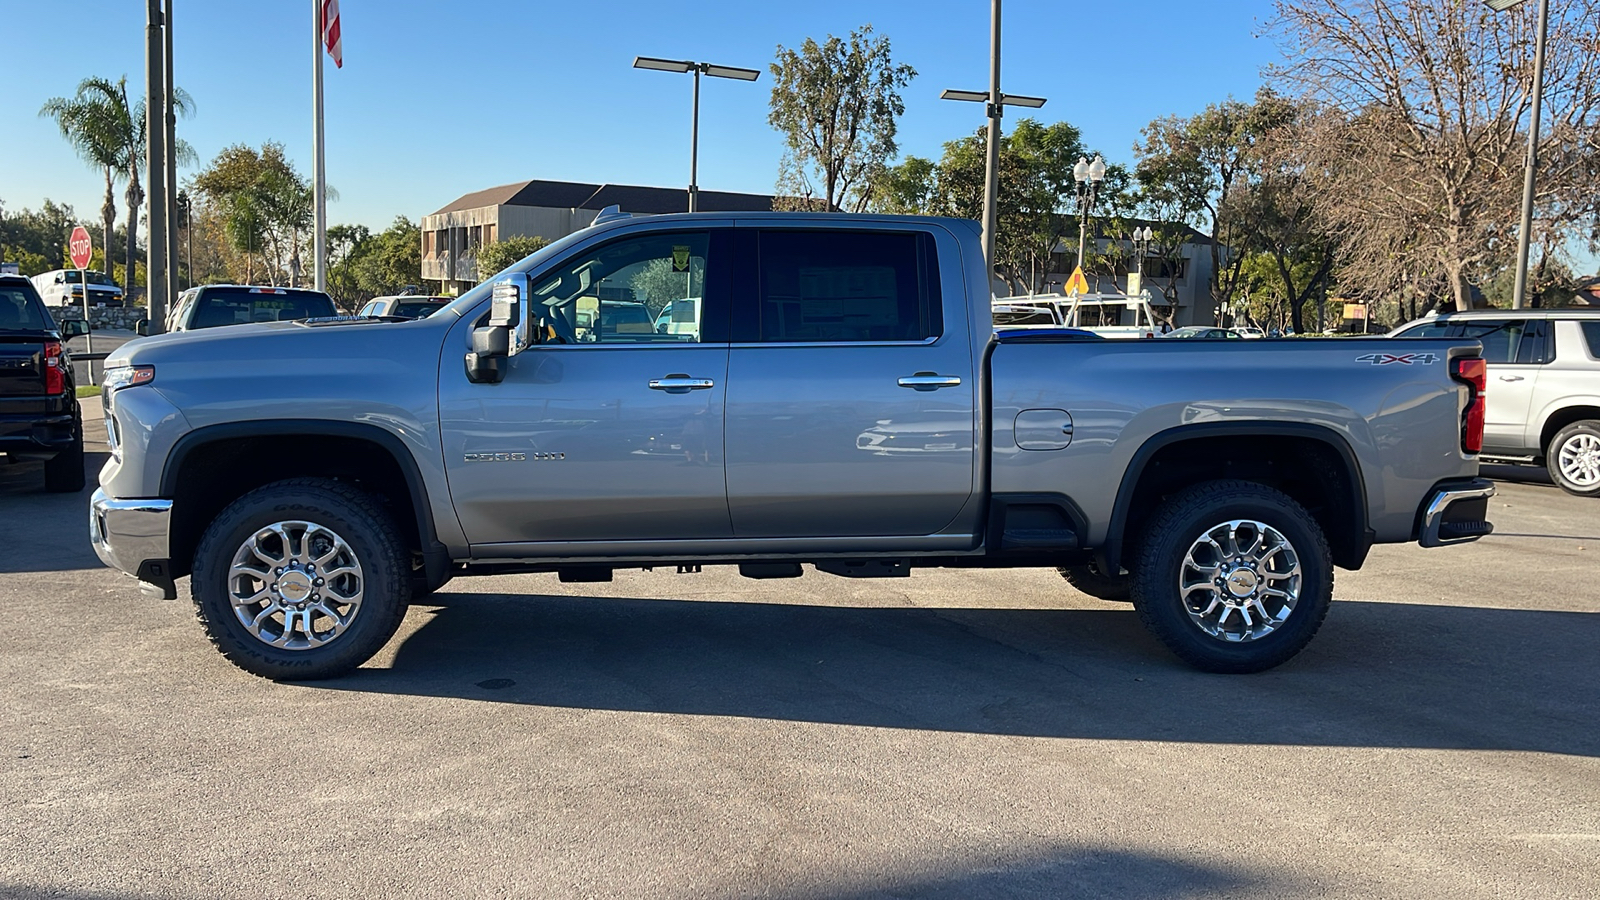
left=0, top=274, right=88, bottom=492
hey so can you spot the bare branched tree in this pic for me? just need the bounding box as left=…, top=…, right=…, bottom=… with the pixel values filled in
left=1267, top=0, right=1600, bottom=312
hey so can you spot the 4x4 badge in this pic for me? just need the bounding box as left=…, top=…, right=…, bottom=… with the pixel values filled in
left=1356, top=353, right=1439, bottom=366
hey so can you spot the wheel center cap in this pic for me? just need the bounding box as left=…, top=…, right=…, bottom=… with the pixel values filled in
left=1225, top=569, right=1259, bottom=598
left=279, top=571, right=313, bottom=602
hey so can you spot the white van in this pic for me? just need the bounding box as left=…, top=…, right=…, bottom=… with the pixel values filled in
left=32, top=270, right=124, bottom=308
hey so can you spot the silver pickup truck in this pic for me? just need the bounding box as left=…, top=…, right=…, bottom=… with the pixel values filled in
left=90, top=212, right=1494, bottom=680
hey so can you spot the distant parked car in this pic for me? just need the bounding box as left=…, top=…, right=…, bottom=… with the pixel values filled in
left=358, top=295, right=450, bottom=320
left=1234, top=326, right=1266, bottom=339
left=145, top=285, right=338, bottom=335
left=1392, top=307, right=1600, bottom=496
left=1163, top=326, right=1243, bottom=340
left=32, top=269, right=124, bottom=308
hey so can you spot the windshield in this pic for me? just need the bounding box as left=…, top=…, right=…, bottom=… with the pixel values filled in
left=0, top=284, right=54, bottom=330
left=57, top=270, right=117, bottom=287
left=189, top=287, right=337, bottom=328
left=396, top=301, right=445, bottom=318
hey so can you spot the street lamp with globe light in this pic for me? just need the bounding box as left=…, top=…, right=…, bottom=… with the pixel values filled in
left=1074, top=155, right=1108, bottom=281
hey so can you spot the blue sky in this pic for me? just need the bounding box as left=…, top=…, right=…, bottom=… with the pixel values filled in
left=3, top=0, right=1283, bottom=232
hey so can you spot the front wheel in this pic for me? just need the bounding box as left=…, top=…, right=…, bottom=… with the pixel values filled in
left=1129, top=480, right=1333, bottom=674
left=1548, top=421, right=1600, bottom=497
left=190, top=478, right=411, bottom=680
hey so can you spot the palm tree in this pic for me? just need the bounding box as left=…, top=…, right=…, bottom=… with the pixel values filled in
left=39, top=79, right=124, bottom=285
left=40, top=76, right=196, bottom=295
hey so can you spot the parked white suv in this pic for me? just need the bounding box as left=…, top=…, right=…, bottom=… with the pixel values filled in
left=1394, top=308, right=1600, bottom=496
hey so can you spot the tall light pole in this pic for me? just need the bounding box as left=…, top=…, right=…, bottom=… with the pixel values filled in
left=940, top=0, right=1047, bottom=289
left=144, top=0, right=167, bottom=329
left=633, top=57, right=760, bottom=213
left=1073, top=155, right=1108, bottom=276
left=1484, top=0, right=1550, bottom=309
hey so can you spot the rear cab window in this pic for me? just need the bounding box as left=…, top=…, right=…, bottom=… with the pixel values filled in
left=0, top=281, right=54, bottom=331
left=189, top=287, right=337, bottom=328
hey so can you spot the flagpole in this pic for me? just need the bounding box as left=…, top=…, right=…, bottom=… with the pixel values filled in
left=312, top=0, right=328, bottom=292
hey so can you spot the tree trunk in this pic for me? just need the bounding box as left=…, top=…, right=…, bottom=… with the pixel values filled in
left=101, top=167, right=118, bottom=287
left=124, top=162, right=143, bottom=301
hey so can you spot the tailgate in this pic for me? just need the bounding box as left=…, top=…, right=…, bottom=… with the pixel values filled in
left=0, top=338, right=46, bottom=398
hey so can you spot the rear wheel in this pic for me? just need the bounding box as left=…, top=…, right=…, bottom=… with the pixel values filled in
left=1548, top=420, right=1600, bottom=497
left=43, top=422, right=85, bottom=493
left=190, top=478, right=410, bottom=680
left=1056, top=561, right=1131, bottom=602
left=1130, top=480, right=1333, bottom=673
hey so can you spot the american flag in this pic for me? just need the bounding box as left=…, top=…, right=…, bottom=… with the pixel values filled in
left=322, top=0, right=342, bottom=68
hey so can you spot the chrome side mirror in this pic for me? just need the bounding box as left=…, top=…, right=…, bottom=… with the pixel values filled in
left=62, top=319, right=90, bottom=339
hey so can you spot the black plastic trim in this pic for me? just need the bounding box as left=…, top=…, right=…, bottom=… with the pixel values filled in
left=1101, top=421, right=1371, bottom=572
left=160, top=420, right=447, bottom=585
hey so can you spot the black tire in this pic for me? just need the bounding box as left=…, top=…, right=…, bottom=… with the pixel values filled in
left=191, top=478, right=410, bottom=681
left=1547, top=420, right=1600, bottom=498
left=1129, top=480, right=1333, bottom=674
left=1056, top=562, right=1132, bottom=602
left=43, top=422, right=86, bottom=493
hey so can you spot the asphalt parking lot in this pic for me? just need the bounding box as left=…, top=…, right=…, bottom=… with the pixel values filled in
left=1, top=413, right=1596, bottom=899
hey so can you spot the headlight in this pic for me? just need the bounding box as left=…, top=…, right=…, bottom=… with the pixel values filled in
left=102, top=365, right=156, bottom=395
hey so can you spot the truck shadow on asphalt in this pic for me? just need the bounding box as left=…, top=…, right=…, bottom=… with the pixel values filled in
left=0, top=844, right=1286, bottom=900
left=318, top=590, right=1600, bottom=757
left=0, top=451, right=107, bottom=574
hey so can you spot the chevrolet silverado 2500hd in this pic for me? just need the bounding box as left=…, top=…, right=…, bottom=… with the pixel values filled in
left=90, top=213, right=1495, bottom=679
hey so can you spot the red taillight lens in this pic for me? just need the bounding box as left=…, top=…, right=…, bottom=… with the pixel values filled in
left=43, top=340, right=65, bottom=395
left=1451, top=357, right=1486, bottom=454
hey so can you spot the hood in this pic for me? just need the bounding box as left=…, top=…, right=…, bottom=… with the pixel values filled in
left=105, top=317, right=449, bottom=369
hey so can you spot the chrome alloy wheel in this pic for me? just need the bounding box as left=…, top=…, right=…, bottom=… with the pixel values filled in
left=1179, top=519, right=1302, bottom=643
left=1557, top=432, right=1600, bottom=489
left=227, top=521, right=364, bottom=650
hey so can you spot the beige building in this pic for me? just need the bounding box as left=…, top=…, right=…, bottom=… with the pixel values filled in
left=421, top=180, right=776, bottom=294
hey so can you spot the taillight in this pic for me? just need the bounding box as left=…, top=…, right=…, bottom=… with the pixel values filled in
left=43, top=340, right=65, bottom=395
left=1451, top=357, right=1486, bottom=454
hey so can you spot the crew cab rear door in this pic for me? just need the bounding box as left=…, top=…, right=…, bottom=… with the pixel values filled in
left=722, top=225, right=977, bottom=538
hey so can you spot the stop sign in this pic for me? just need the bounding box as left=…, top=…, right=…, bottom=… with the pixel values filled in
left=69, top=226, right=93, bottom=270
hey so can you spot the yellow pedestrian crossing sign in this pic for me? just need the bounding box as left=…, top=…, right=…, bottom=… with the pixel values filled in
left=1065, top=267, right=1090, bottom=297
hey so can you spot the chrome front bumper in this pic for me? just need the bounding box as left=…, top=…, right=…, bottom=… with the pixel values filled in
left=90, top=488, right=174, bottom=588
left=1418, top=479, right=1496, bottom=548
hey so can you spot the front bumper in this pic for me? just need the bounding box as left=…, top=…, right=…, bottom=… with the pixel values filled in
left=90, top=488, right=176, bottom=597
left=1418, top=478, right=1496, bottom=547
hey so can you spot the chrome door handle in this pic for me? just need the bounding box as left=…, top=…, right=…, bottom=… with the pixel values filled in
left=648, top=374, right=715, bottom=393
left=897, top=373, right=963, bottom=391
left=1499, top=375, right=1525, bottom=382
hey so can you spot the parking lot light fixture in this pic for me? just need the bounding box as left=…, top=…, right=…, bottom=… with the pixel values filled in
left=939, top=1, right=1048, bottom=289
left=633, top=56, right=761, bottom=213
left=1074, top=155, right=1108, bottom=276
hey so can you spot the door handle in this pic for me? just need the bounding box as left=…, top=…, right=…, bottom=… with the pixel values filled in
left=1499, top=375, right=1525, bottom=382
left=648, top=374, right=715, bottom=393
left=897, top=373, right=963, bottom=391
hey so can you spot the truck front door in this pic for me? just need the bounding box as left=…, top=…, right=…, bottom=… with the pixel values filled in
left=723, top=227, right=977, bottom=538
left=440, top=229, right=733, bottom=546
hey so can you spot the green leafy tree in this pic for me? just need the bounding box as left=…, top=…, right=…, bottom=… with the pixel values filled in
left=475, top=234, right=550, bottom=282
left=193, top=143, right=320, bottom=285
left=39, top=79, right=130, bottom=288
left=877, top=119, right=1104, bottom=293
left=768, top=25, right=917, bottom=212
left=628, top=257, right=706, bottom=318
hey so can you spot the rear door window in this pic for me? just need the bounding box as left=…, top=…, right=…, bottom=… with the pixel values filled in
left=754, top=230, right=941, bottom=343
left=1447, top=320, right=1527, bottom=364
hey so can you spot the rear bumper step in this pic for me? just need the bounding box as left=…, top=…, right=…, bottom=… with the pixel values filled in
left=1418, top=479, right=1495, bottom=548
